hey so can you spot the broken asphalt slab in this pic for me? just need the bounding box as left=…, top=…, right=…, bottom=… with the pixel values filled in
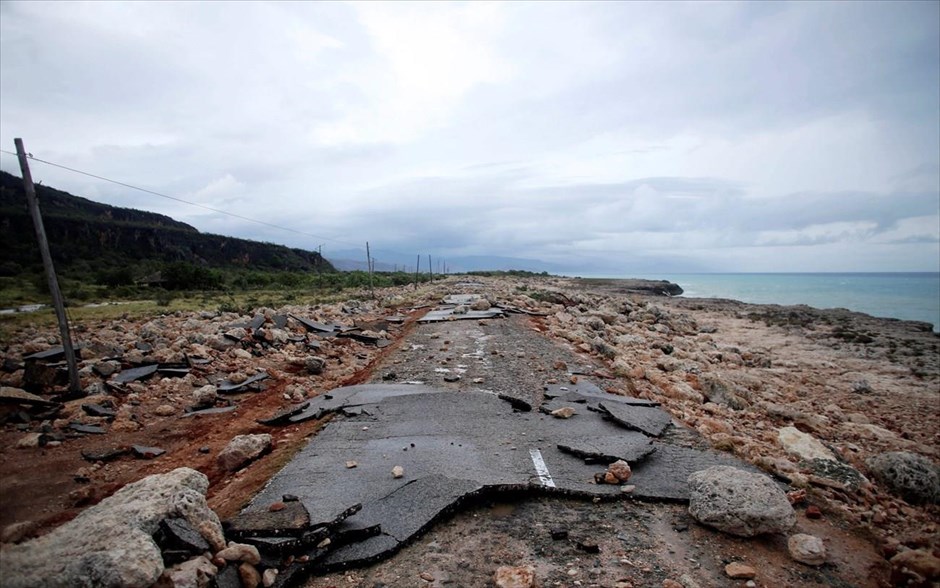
left=597, top=401, right=675, bottom=437
left=244, top=384, right=758, bottom=576
left=556, top=432, right=655, bottom=464
left=216, top=372, right=269, bottom=394
left=543, top=381, right=661, bottom=407
left=418, top=308, right=504, bottom=323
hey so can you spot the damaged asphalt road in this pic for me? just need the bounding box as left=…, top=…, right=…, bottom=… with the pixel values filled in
left=230, top=299, right=758, bottom=585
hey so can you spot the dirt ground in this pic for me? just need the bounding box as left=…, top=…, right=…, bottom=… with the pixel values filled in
left=302, top=312, right=890, bottom=588
left=1, top=276, right=937, bottom=587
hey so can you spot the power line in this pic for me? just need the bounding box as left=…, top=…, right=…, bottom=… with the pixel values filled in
left=0, top=148, right=365, bottom=251
left=0, top=148, right=443, bottom=268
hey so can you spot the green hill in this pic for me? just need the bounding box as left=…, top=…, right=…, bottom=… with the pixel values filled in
left=0, top=170, right=333, bottom=280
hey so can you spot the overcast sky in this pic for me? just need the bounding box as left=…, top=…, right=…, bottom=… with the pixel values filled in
left=1, top=1, right=938, bottom=273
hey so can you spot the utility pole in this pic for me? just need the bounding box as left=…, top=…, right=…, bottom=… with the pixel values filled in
left=14, top=138, right=82, bottom=397
left=365, top=242, right=374, bottom=299
left=428, top=254, right=433, bottom=283
left=414, top=254, right=420, bottom=290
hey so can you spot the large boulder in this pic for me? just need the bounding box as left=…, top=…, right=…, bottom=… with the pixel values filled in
left=688, top=465, right=795, bottom=537
left=866, top=451, right=940, bottom=504
left=0, top=468, right=224, bottom=588
left=217, top=434, right=273, bottom=472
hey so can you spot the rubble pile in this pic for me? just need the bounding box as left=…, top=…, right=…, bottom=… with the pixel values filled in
left=0, top=275, right=937, bottom=586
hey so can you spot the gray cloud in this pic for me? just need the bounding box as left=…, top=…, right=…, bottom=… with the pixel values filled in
left=1, top=1, right=937, bottom=273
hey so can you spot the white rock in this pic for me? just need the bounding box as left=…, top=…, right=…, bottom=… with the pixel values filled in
left=217, top=434, right=273, bottom=472
left=788, top=533, right=827, bottom=566
left=192, top=385, right=217, bottom=406
left=217, top=542, right=261, bottom=565
left=494, top=565, right=537, bottom=588
left=159, top=555, right=217, bottom=588
left=777, top=426, right=837, bottom=461
left=688, top=465, right=796, bottom=537
left=1, top=468, right=224, bottom=588
left=262, top=568, right=278, bottom=587
left=15, top=433, right=42, bottom=449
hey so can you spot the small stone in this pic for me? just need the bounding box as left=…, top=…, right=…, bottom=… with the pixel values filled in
left=805, top=505, right=822, bottom=519
left=282, top=494, right=299, bottom=502
left=662, top=580, right=683, bottom=588
left=392, top=465, right=404, bottom=478
left=569, top=375, right=578, bottom=384
left=15, top=433, right=42, bottom=449
left=346, top=461, right=358, bottom=469
left=192, top=384, right=217, bottom=406
left=788, top=533, right=826, bottom=566
left=420, top=571, right=434, bottom=582
left=470, top=299, right=491, bottom=311
left=217, top=434, right=272, bottom=472
left=0, top=520, right=37, bottom=544
left=550, top=528, right=568, bottom=540
left=153, top=404, right=176, bottom=417
left=305, top=357, right=326, bottom=375
left=576, top=540, right=600, bottom=553
left=217, top=541, right=261, bottom=565
left=262, top=568, right=278, bottom=587
left=551, top=407, right=576, bottom=419
left=494, top=565, right=536, bottom=588
left=268, top=502, right=285, bottom=512
left=607, top=459, right=632, bottom=483
left=238, top=562, right=261, bottom=588
left=725, top=562, right=757, bottom=579
left=316, top=537, right=331, bottom=548
left=552, top=360, right=567, bottom=371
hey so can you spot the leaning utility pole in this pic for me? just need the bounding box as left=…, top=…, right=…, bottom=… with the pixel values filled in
left=414, top=254, right=420, bottom=291
left=365, top=241, right=374, bottom=299
left=14, top=138, right=82, bottom=396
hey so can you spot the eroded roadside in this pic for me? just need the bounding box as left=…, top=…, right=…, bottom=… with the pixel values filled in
left=1, top=275, right=936, bottom=588
left=302, top=310, right=889, bottom=588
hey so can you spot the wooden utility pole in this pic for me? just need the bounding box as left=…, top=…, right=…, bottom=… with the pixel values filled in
left=14, top=139, right=82, bottom=396
left=365, top=242, right=374, bottom=298
left=428, top=254, right=433, bottom=283
left=414, top=254, right=420, bottom=290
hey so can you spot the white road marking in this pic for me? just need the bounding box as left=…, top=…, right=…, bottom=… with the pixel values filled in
left=529, top=448, right=556, bottom=488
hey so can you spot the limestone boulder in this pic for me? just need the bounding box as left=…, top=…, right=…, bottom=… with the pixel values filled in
left=866, top=451, right=940, bottom=504
left=0, top=468, right=224, bottom=588
left=688, top=465, right=795, bottom=537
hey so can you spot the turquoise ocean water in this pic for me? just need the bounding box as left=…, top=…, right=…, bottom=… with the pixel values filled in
left=627, top=273, right=940, bottom=332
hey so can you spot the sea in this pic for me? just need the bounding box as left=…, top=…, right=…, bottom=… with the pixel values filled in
left=627, top=273, right=940, bottom=332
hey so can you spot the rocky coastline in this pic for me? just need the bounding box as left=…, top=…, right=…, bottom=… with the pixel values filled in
left=0, top=275, right=937, bottom=587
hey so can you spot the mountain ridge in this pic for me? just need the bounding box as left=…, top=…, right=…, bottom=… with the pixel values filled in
left=0, top=170, right=333, bottom=276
